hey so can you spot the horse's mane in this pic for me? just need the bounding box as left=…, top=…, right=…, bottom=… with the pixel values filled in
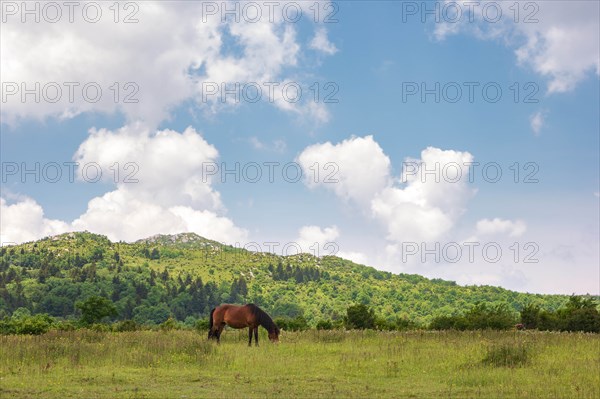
left=248, top=304, right=279, bottom=334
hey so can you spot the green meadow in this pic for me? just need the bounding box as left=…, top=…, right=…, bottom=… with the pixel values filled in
left=1, top=329, right=598, bottom=399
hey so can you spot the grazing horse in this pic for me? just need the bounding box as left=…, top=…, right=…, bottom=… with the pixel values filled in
left=208, top=304, right=280, bottom=346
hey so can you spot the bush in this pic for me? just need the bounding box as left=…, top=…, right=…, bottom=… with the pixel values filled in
left=345, top=304, right=375, bottom=330
left=274, top=316, right=309, bottom=331
left=464, top=303, right=516, bottom=330
left=89, top=323, right=111, bottom=332
left=375, top=317, right=396, bottom=331
left=563, top=307, right=600, bottom=333
left=429, top=315, right=466, bottom=330
left=114, top=319, right=140, bottom=332
left=520, top=304, right=541, bottom=329
left=394, top=318, right=419, bottom=330
left=430, top=303, right=516, bottom=331
left=316, top=319, right=333, bottom=330
left=374, top=317, right=419, bottom=331
left=55, top=320, right=77, bottom=331
left=159, top=317, right=180, bottom=331
left=195, top=318, right=210, bottom=332
left=482, top=342, right=531, bottom=367
left=521, top=296, right=600, bottom=333
left=183, top=316, right=198, bottom=328
left=0, top=314, right=55, bottom=335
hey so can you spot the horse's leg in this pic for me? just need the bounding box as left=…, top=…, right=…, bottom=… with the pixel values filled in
left=254, top=326, right=259, bottom=346
left=216, top=324, right=224, bottom=344
left=248, top=327, right=253, bottom=347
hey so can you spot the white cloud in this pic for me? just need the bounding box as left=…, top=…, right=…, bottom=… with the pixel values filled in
left=434, top=1, right=600, bottom=93
left=1, top=124, right=248, bottom=245
left=310, top=27, right=338, bottom=55
left=476, top=218, right=527, bottom=238
left=529, top=110, right=545, bottom=135
left=371, top=147, right=475, bottom=243
left=73, top=123, right=222, bottom=210
left=298, top=137, right=475, bottom=244
left=297, top=135, right=391, bottom=205
left=0, top=197, right=69, bottom=245
left=0, top=1, right=332, bottom=126
left=295, top=225, right=339, bottom=256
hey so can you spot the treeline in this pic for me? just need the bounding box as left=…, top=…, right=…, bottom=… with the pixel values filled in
left=260, top=299, right=600, bottom=333
left=429, top=296, right=600, bottom=333
left=3, top=297, right=598, bottom=336
left=519, top=296, right=600, bottom=332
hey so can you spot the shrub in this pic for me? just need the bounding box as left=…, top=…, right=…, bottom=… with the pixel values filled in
left=563, top=307, right=600, bottom=333
left=316, top=319, right=333, bottom=330
left=114, top=319, right=140, bottom=332
left=183, top=316, right=198, bottom=328
left=431, top=303, right=516, bottom=331
left=274, top=316, right=309, bottom=331
left=0, top=314, right=55, bottom=335
left=429, top=315, right=465, bottom=330
left=464, top=303, right=516, bottom=330
left=520, top=304, right=541, bottom=329
left=89, top=323, right=111, bottom=332
left=159, top=317, right=180, bottom=331
left=55, top=320, right=77, bottom=331
left=345, top=304, right=375, bottom=330
left=195, top=318, right=210, bottom=332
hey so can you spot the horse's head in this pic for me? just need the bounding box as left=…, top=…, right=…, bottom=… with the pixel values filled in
left=268, top=326, right=280, bottom=343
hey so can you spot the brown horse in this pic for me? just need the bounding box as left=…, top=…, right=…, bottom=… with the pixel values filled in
left=208, top=304, right=280, bottom=346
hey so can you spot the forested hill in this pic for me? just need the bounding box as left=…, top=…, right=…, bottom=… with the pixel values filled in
left=0, top=232, right=572, bottom=325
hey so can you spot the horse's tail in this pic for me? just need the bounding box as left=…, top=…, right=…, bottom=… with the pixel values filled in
left=208, top=307, right=216, bottom=339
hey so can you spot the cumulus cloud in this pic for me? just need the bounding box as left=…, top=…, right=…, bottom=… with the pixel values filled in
left=296, top=135, right=391, bottom=205
left=0, top=197, right=69, bottom=245
left=371, top=147, right=475, bottom=243
left=1, top=124, right=248, bottom=244
left=73, top=123, right=222, bottom=210
left=434, top=1, right=599, bottom=93
left=298, top=137, right=475, bottom=244
left=476, top=218, right=527, bottom=237
left=0, top=1, right=334, bottom=126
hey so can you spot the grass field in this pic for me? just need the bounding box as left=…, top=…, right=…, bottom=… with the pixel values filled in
left=0, top=329, right=598, bottom=399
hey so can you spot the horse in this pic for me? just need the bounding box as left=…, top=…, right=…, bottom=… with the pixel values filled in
left=208, top=303, right=280, bottom=346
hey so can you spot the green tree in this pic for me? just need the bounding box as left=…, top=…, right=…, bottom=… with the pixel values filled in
left=345, top=304, right=375, bottom=329
left=520, top=304, right=541, bottom=329
left=76, top=296, right=117, bottom=325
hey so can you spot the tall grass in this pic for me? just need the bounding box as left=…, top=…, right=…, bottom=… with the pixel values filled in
left=482, top=341, right=531, bottom=367
left=0, top=329, right=598, bottom=398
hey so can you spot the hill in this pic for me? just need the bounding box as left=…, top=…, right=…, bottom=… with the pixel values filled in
left=0, top=232, right=573, bottom=325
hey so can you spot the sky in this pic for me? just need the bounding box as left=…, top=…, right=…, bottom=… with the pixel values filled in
left=1, top=0, right=598, bottom=295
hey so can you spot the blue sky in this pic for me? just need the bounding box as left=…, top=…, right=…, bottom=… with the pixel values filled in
left=1, top=1, right=598, bottom=294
